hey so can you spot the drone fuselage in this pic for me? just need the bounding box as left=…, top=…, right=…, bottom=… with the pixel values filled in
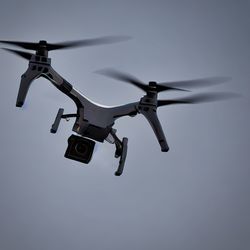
left=1, top=38, right=232, bottom=175
left=5, top=45, right=171, bottom=175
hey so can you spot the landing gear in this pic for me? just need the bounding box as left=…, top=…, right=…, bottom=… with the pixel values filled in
left=51, top=111, right=129, bottom=176
left=106, top=129, right=128, bottom=176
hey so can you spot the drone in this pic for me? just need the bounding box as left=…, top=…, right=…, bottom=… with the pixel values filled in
left=0, top=37, right=235, bottom=176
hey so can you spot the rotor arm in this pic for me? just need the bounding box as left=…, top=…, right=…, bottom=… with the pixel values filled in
left=111, top=102, right=139, bottom=120
left=15, top=62, right=79, bottom=109
left=140, top=108, right=169, bottom=152
left=42, top=66, right=71, bottom=91
left=41, top=66, right=82, bottom=109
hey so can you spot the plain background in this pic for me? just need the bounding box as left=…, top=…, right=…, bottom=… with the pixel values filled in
left=0, top=1, right=249, bottom=249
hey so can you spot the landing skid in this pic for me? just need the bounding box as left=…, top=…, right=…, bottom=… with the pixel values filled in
left=106, top=130, right=128, bottom=176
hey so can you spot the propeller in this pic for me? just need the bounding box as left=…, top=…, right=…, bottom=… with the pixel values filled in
left=158, top=76, right=231, bottom=89
left=157, top=92, right=240, bottom=107
left=2, top=48, right=33, bottom=60
left=95, top=68, right=188, bottom=93
left=0, top=36, right=131, bottom=52
left=95, top=69, right=231, bottom=93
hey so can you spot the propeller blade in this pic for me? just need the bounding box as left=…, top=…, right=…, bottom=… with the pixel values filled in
left=157, top=92, right=240, bottom=107
left=0, top=36, right=131, bottom=51
left=47, top=36, right=132, bottom=50
left=95, top=68, right=148, bottom=91
left=0, top=40, right=38, bottom=50
left=158, top=76, right=231, bottom=89
left=96, top=68, right=190, bottom=93
left=156, top=85, right=189, bottom=93
left=2, top=48, right=33, bottom=60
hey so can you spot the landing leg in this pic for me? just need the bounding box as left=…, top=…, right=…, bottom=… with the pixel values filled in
left=16, top=68, right=41, bottom=107
left=106, top=130, right=128, bottom=176
left=115, top=137, right=128, bottom=176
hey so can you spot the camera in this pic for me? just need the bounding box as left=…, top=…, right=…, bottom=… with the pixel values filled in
left=64, top=134, right=95, bottom=164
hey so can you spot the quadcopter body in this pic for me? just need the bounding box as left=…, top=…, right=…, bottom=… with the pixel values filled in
left=1, top=38, right=234, bottom=176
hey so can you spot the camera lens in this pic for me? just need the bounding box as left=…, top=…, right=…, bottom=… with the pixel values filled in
left=65, top=134, right=95, bottom=164
left=75, top=142, right=87, bottom=155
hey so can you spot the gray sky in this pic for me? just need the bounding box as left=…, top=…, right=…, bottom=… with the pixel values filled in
left=0, top=0, right=249, bottom=249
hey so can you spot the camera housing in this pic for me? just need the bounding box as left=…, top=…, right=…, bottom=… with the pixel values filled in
left=64, top=134, right=95, bottom=164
